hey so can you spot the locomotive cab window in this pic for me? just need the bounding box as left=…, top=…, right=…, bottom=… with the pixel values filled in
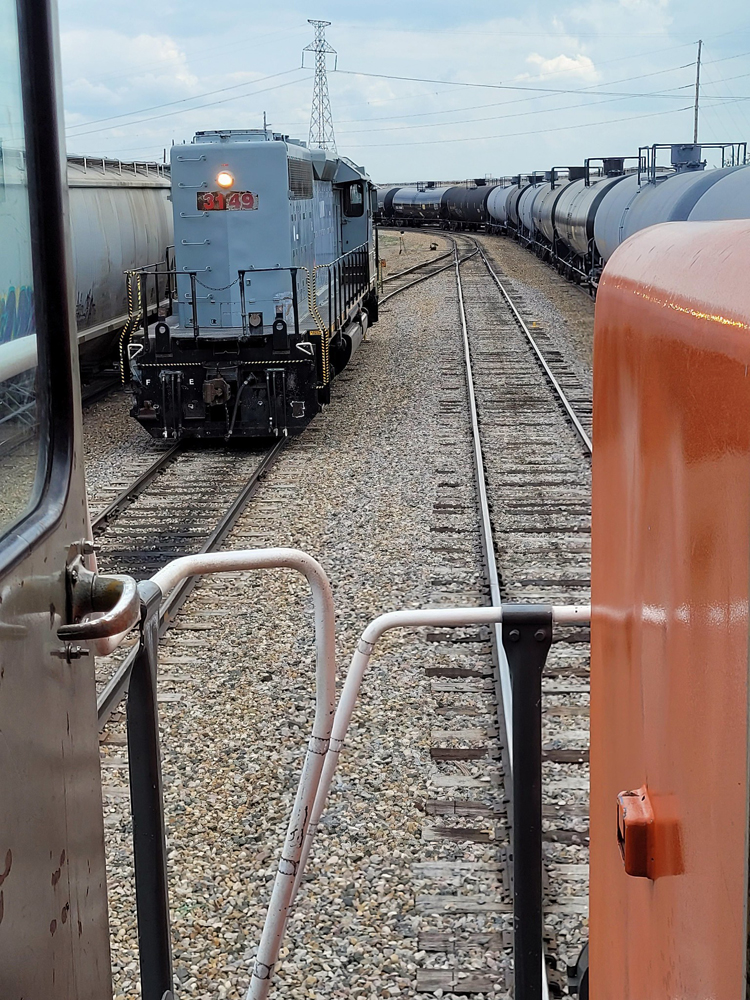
left=0, top=0, right=75, bottom=569
left=0, top=0, right=41, bottom=537
left=344, top=181, right=364, bottom=217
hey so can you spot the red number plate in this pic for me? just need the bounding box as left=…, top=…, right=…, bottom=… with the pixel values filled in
left=197, top=191, right=258, bottom=211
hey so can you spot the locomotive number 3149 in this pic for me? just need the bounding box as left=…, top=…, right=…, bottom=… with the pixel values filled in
left=197, top=191, right=259, bottom=211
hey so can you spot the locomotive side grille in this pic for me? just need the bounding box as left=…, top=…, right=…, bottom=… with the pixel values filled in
left=288, top=157, right=313, bottom=199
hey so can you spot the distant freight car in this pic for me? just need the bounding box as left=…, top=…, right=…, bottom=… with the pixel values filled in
left=379, top=142, right=750, bottom=293
left=67, top=157, right=172, bottom=368
left=0, top=154, right=172, bottom=382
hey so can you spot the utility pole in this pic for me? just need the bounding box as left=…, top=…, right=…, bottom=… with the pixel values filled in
left=302, top=19, right=337, bottom=152
left=693, top=39, right=702, bottom=144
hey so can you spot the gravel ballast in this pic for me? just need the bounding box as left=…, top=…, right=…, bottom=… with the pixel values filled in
left=93, top=229, right=593, bottom=999
left=100, top=232, right=510, bottom=1000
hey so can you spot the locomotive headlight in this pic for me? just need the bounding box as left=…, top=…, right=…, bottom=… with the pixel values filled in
left=216, top=170, right=234, bottom=188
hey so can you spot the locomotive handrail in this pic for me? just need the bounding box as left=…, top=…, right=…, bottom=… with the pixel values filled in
left=117, top=541, right=592, bottom=1000
left=124, top=262, right=307, bottom=342
left=313, top=242, right=372, bottom=338
left=123, top=548, right=337, bottom=1000
left=314, top=241, right=369, bottom=270
left=288, top=601, right=591, bottom=903
left=248, top=597, right=590, bottom=1000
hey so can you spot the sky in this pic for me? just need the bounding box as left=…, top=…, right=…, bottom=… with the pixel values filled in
left=58, top=0, right=750, bottom=183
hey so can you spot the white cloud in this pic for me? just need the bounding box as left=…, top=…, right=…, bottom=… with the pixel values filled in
left=62, top=29, right=199, bottom=97
left=55, top=2, right=746, bottom=180
left=523, top=52, right=600, bottom=82
left=618, top=0, right=669, bottom=10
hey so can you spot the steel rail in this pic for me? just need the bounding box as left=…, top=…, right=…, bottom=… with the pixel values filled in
left=96, top=437, right=287, bottom=727
left=381, top=246, right=453, bottom=284
left=453, top=244, right=551, bottom=1000
left=381, top=238, right=478, bottom=305
left=453, top=246, right=514, bottom=758
left=91, top=443, right=182, bottom=532
left=380, top=257, right=462, bottom=304
left=476, top=241, right=593, bottom=456
left=81, top=373, right=121, bottom=407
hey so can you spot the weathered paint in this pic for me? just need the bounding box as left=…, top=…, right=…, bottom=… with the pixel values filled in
left=67, top=159, right=172, bottom=344
left=0, top=285, right=34, bottom=344
left=1, top=159, right=172, bottom=361
left=590, top=219, right=750, bottom=998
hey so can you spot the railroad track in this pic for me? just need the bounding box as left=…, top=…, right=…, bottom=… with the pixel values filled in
left=92, top=230, right=591, bottom=996
left=379, top=231, right=477, bottom=303
left=92, top=232, right=463, bottom=728
left=81, top=371, right=121, bottom=408
left=445, top=236, right=591, bottom=994
left=93, top=438, right=286, bottom=726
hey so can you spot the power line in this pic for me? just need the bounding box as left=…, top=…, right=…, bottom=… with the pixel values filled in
left=332, top=70, right=705, bottom=136
left=345, top=104, right=694, bottom=148
left=65, top=68, right=301, bottom=133
left=65, top=74, right=310, bottom=139
left=336, top=91, right=687, bottom=136
left=330, top=59, right=701, bottom=126
left=334, top=67, right=696, bottom=101
left=272, top=59, right=703, bottom=134
left=270, top=44, right=706, bottom=126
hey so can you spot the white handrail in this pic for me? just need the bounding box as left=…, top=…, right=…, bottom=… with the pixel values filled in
left=148, top=549, right=338, bottom=993
left=247, top=600, right=590, bottom=999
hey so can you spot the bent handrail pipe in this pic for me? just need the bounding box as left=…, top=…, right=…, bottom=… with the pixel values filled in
left=59, top=573, right=140, bottom=641
left=147, top=548, right=337, bottom=998
left=248, top=602, right=590, bottom=1000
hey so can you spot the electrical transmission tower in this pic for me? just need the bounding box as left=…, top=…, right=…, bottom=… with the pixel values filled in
left=302, top=19, right=337, bottom=152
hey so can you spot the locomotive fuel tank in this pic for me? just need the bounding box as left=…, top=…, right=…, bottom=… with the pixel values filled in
left=591, top=218, right=750, bottom=1000
left=443, top=184, right=496, bottom=226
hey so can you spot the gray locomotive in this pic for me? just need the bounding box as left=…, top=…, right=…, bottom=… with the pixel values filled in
left=127, top=129, right=378, bottom=440
left=0, top=155, right=171, bottom=383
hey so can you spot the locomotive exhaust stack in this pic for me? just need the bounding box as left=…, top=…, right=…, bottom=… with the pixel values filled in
left=125, top=128, right=379, bottom=440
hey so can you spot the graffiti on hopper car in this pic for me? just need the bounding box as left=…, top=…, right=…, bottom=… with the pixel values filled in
left=0, top=285, right=34, bottom=345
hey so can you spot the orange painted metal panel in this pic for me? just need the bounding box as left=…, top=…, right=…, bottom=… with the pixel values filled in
left=590, top=220, right=750, bottom=999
